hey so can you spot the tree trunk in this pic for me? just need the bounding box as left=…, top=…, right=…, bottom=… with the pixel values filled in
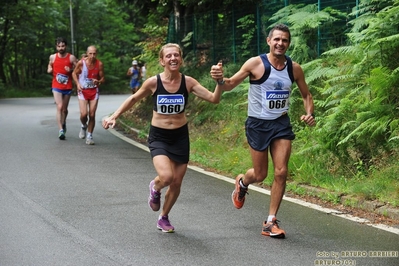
left=0, top=18, right=10, bottom=83
left=173, top=0, right=182, bottom=42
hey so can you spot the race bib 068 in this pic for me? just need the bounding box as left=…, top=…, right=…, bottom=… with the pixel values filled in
left=265, top=91, right=289, bottom=110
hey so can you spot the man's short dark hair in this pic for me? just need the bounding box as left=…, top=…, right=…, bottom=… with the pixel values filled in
left=268, top=24, right=291, bottom=42
left=56, top=37, right=67, bottom=46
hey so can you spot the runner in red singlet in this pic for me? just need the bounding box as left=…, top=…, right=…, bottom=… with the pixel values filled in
left=47, top=37, right=77, bottom=140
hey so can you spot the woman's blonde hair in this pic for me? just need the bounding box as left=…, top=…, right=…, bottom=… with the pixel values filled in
left=159, top=43, right=183, bottom=59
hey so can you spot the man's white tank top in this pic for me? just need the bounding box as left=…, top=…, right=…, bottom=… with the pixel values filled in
left=78, top=60, right=98, bottom=89
left=248, top=54, right=293, bottom=120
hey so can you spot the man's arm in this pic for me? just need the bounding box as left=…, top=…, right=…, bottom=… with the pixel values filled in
left=72, top=60, right=83, bottom=91
left=210, top=57, right=257, bottom=92
left=63, top=54, right=77, bottom=73
left=293, top=62, right=316, bottom=126
left=70, top=54, right=78, bottom=70
left=47, top=54, right=54, bottom=74
left=97, top=61, right=105, bottom=86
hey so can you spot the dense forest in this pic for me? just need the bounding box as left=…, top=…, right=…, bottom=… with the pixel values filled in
left=1, top=0, right=399, bottom=209
left=0, top=0, right=263, bottom=92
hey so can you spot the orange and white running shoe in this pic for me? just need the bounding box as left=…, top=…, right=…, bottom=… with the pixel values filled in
left=261, top=218, right=286, bottom=238
left=231, top=174, right=248, bottom=209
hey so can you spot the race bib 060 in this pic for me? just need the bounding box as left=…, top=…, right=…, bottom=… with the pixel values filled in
left=156, top=94, right=185, bottom=114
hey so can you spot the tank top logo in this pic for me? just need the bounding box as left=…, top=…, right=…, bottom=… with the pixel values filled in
left=274, top=80, right=284, bottom=90
left=156, top=94, right=185, bottom=114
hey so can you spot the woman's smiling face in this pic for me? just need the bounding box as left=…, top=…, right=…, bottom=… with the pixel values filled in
left=159, top=44, right=183, bottom=69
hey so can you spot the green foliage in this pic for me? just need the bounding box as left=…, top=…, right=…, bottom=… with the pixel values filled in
left=0, top=0, right=62, bottom=86
left=269, top=4, right=345, bottom=63
left=306, top=0, right=399, bottom=168
left=237, top=14, right=256, bottom=59
left=0, top=0, right=164, bottom=93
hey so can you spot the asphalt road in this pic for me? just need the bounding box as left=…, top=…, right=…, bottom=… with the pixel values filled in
left=0, top=95, right=398, bottom=266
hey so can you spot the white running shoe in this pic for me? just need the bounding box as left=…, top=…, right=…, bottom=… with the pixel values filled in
left=79, top=127, right=87, bottom=139
left=86, top=137, right=95, bottom=145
